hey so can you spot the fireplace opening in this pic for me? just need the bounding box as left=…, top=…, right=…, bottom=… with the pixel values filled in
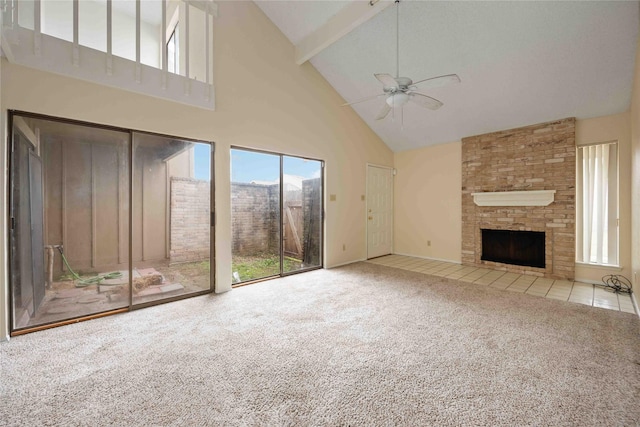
left=481, top=229, right=545, bottom=268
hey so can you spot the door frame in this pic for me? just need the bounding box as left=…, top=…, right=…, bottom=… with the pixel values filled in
left=230, top=146, right=325, bottom=285
left=365, top=163, right=394, bottom=259
left=7, top=110, right=217, bottom=335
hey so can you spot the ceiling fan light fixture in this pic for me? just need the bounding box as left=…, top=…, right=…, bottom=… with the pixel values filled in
left=340, top=0, right=459, bottom=122
left=386, top=92, right=409, bottom=107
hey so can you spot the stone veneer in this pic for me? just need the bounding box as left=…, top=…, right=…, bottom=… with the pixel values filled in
left=461, top=118, right=576, bottom=279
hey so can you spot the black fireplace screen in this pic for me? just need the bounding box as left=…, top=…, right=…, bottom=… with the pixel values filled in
left=481, top=229, right=545, bottom=268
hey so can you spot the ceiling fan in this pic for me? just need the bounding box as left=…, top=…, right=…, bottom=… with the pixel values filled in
left=342, top=0, right=460, bottom=122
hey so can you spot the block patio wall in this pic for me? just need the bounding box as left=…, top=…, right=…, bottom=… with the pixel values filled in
left=170, top=177, right=211, bottom=264
left=172, top=180, right=321, bottom=262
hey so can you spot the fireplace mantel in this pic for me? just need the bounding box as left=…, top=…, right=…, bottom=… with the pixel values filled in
left=470, top=190, right=556, bottom=207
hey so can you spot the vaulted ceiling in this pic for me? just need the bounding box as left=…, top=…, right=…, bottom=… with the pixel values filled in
left=256, top=1, right=639, bottom=152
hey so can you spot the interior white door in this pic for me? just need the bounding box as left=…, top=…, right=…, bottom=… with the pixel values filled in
left=367, top=165, right=393, bottom=259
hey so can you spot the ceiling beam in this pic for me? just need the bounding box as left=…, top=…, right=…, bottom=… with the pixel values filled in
left=294, top=0, right=393, bottom=66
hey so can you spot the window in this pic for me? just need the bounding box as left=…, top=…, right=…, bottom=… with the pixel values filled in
left=167, top=24, right=179, bottom=74
left=576, top=142, right=619, bottom=265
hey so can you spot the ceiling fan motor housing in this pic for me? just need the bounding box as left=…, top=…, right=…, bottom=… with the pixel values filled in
left=384, top=76, right=413, bottom=93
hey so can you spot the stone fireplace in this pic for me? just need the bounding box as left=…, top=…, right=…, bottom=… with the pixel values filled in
left=461, top=118, right=576, bottom=280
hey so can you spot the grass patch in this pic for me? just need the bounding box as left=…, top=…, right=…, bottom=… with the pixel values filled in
left=232, top=253, right=302, bottom=283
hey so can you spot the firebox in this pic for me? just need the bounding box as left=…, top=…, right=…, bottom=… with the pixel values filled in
left=481, top=229, right=545, bottom=268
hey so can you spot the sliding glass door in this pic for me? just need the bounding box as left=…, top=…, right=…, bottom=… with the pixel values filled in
left=10, top=114, right=131, bottom=330
left=230, top=150, right=281, bottom=283
left=8, top=112, right=214, bottom=334
left=132, top=134, right=212, bottom=306
left=231, top=148, right=323, bottom=285
left=282, top=155, right=323, bottom=273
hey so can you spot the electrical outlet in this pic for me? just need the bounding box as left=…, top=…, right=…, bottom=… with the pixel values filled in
left=330, top=194, right=336, bottom=201
left=427, top=240, right=431, bottom=247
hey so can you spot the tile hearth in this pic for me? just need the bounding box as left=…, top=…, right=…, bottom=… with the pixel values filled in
left=367, top=255, right=636, bottom=314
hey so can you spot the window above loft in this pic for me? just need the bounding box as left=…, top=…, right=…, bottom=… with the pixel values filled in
left=167, top=24, right=179, bottom=75
left=1, top=0, right=217, bottom=110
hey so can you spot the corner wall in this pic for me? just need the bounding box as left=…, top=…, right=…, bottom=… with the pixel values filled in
left=393, top=141, right=461, bottom=262
left=0, top=1, right=393, bottom=338
left=631, top=34, right=640, bottom=306
left=575, top=112, right=633, bottom=283
left=0, top=53, right=6, bottom=341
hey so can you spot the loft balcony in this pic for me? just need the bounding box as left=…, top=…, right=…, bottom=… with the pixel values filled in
left=0, top=0, right=216, bottom=110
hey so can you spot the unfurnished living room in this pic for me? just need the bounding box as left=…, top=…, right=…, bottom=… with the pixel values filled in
left=1, top=0, right=639, bottom=425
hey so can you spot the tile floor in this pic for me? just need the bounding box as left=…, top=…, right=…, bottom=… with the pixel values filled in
left=367, top=255, right=637, bottom=315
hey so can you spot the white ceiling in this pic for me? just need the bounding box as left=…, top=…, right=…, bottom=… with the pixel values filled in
left=255, top=0, right=639, bottom=152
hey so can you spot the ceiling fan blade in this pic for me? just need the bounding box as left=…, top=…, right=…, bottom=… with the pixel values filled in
left=374, top=73, right=398, bottom=89
left=409, top=92, right=443, bottom=110
left=375, top=103, right=392, bottom=120
left=412, top=74, right=461, bottom=89
left=341, top=93, right=386, bottom=107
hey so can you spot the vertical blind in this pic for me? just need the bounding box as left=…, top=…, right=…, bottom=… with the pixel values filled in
left=576, top=142, right=618, bottom=265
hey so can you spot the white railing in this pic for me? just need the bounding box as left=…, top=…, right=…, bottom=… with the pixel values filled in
left=0, top=0, right=216, bottom=110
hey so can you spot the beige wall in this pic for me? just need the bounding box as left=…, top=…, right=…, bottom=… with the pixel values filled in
left=0, top=1, right=393, bottom=338
left=575, top=112, right=632, bottom=283
left=394, top=141, right=462, bottom=263
left=631, top=36, right=640, bottom=306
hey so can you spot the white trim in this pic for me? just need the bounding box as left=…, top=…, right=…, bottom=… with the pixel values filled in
left=575, top=261, right=623, bottom=271
left=366, top=162, right=394, bottom=170
left=135, top=0, right=141, bottom=83
left=0, top=97, right=6, bottom=342
left=327, top=258, right=366, bottom=269
left=106, top=0, right=112, bottom=75
left=161, top=0, right=167, bottom=88
left=184, top=1, right=189, bottom=82
left=295, top=0, right=393, bottom=65
left=166, top=6, right=180, bottom=42
left=573, top=278, right=603, bottom=286
left=205, top=2, right=210, bottom=90
left=13, top=117, right=38, bottom=150
left=12, top=0, right=18, bottom=29
left=6, top=28, right=215, bottom=110
left=34, top=0, right=41, bottom=56
left=631, top=292, right=639, bottom=318
left=392, top=252, right=462, bottom=265
left=471, top=190, right=556, bottom=207
left=72, top=0, right=79, bottom=66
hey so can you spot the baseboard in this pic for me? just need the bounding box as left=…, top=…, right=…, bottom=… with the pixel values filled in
left=392, top=252, right=462, bottom=265
left=631, top=291, right=640, bottom=319
left=574, top=278, right=603, bottom=286
left=0, top=334, right=9, bottom=343
left=327, top=259, right=366, bottom=269
left=576, top=277, right=639, bottom=318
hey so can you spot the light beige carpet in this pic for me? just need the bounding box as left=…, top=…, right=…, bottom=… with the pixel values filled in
left=1, top=262, right=639, bottom=426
